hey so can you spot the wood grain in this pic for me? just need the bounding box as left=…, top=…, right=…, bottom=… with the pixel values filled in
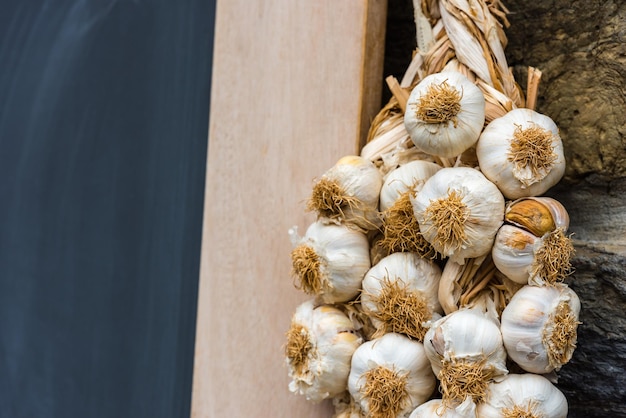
left=191, top=1, right=387, bottom=417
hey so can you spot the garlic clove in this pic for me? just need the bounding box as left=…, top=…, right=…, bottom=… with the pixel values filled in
left=500, top=284, right=581, bottom=374
left=348, top=333, right=436, bottom=418
left=476, top=108, right=566, bottom=199
left=505, top=197, right=570, bottom=236
left=404, top=71, right=486, bottom=158
left=308, top=155, right=383, bottom=230
left=286, top=300, right=363, bottom=402
left=491, top=224, right=539, bottom=284
left=290, top=220, right=371, bottom=303
left=424, top=307, right=508, bottom=407
left=477, top=373, right=568, bottom=418
left=411, top=167, right=505, bottom=263
left=361, top=252, right=442, bottom=341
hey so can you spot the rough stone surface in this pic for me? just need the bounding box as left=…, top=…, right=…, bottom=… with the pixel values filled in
left=547, top=179, right=626, bottom=417
left=383, top=0, right=626, bottom=416
left=506, top=0, right=626, bottom=180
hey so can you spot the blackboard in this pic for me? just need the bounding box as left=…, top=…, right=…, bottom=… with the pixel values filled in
left=0, top=1, right=215, bottom=417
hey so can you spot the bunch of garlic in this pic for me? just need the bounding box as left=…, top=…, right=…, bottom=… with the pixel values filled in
left=284, top=2, right=582, bottom=415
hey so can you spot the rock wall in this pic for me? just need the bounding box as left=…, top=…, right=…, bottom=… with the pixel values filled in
left=383, top=0, right=626, bottom=416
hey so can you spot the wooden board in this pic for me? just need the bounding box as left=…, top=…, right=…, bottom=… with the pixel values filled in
left=191, top=1, right=387, bottom=416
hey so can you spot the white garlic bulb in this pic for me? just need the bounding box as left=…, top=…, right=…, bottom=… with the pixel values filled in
left=411, top=167, right=505, bottom=263
left=308, top=155, right=383, bottom=230
left=501, top=284, right=581, bottom=374
left=477, top=374, right=568, bottom=418
left=424, top=308, right=508, bottom=406
left=492, top=197, right=574, bottom=286
left=379, top=161, right=441, bottom=257
left=348, top=333, right=436, bottom=418
left=409, top=398, right=476, bottom=418
left=361, top=252, right=442, bottom=341
left=404, top=71, right=486, bottom=158
left=379, top=160, right=442, bottom=212
left=476, top=108, right=566, bottom=199
left=285, top=300, right=363, bottom=402
left=289, top=220, right=370, bottom=303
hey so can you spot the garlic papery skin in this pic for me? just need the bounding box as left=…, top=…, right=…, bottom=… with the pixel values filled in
left=348, top=333, right=436, bottom=418
left=424, top=308, right=508, bottom=406
left=477, top=374, right=568, bottom=418
left=379, top=160, right=442, bottom=212
left=500, top=284, right=581, bottom=374
left=289, top=220, right=370, bottom=303
left=411, top=167, right=505, bottom=264
left=404, top=71, right=486, bottom=158
left=361, top=252, right=442, bottom=341
left=308, top=155, right=383, bottom=230
left=476, top=108, right=566, bottom=199
left=286, top=300, right=363, bottom=402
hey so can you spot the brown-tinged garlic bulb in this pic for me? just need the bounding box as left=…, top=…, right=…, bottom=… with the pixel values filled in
left=492, top=197, right=574, bottom=286
left=289, top=220, right=370, bottom=303
left=361, top=252, right=442, bottom=341
left=286, top=300, right=363, bottom=402
left=424, top=307, right=508, bottom=407
left=348, top=333, right=436, bottom=418
left=477, top=374, right=568, bottom=418
left=411, top=167, right=505, bottom=264
left=404, top=71, right=486, bottom=158
left=500, top=284, right=581, bottom=374
left=378, top=161, right=441, bottom=257
left=476, top=109, right=566, bottom=199
left=308, top=155, right=383, bottom=230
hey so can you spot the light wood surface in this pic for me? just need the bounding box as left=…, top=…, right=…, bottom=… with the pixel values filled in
left=191, top=1, right=387, bottom=417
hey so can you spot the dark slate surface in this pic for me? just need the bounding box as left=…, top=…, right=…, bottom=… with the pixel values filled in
left=0, top=1, right=214, bottom=417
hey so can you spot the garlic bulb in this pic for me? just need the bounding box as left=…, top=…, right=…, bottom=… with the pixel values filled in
left=409, top=398, right=476, bottom=418
left=361, top=252, right=442, bottom=341
left=492, top=197, right=574, bottom=285
left=348, top=333, right=436, bottom=418
left=404, top=71, right=486, bottom=158
left=289, top=220, right=370, bottom=303
left=379, top=160, right=442, bottom=212
left=476, top=108, right=566, bottom=199
left=424, top=308, right=508, bottom=406
left=412, top=167, right=505, bottom=263
left=501, top=284, right=581, bottom=374
left=378, top=161, right=441, bottom=257
left=308, top=155, right=383, bottom=229
left=285, top=300, right=363, bottom=402
left=477, top=374, right=568, bottom=418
